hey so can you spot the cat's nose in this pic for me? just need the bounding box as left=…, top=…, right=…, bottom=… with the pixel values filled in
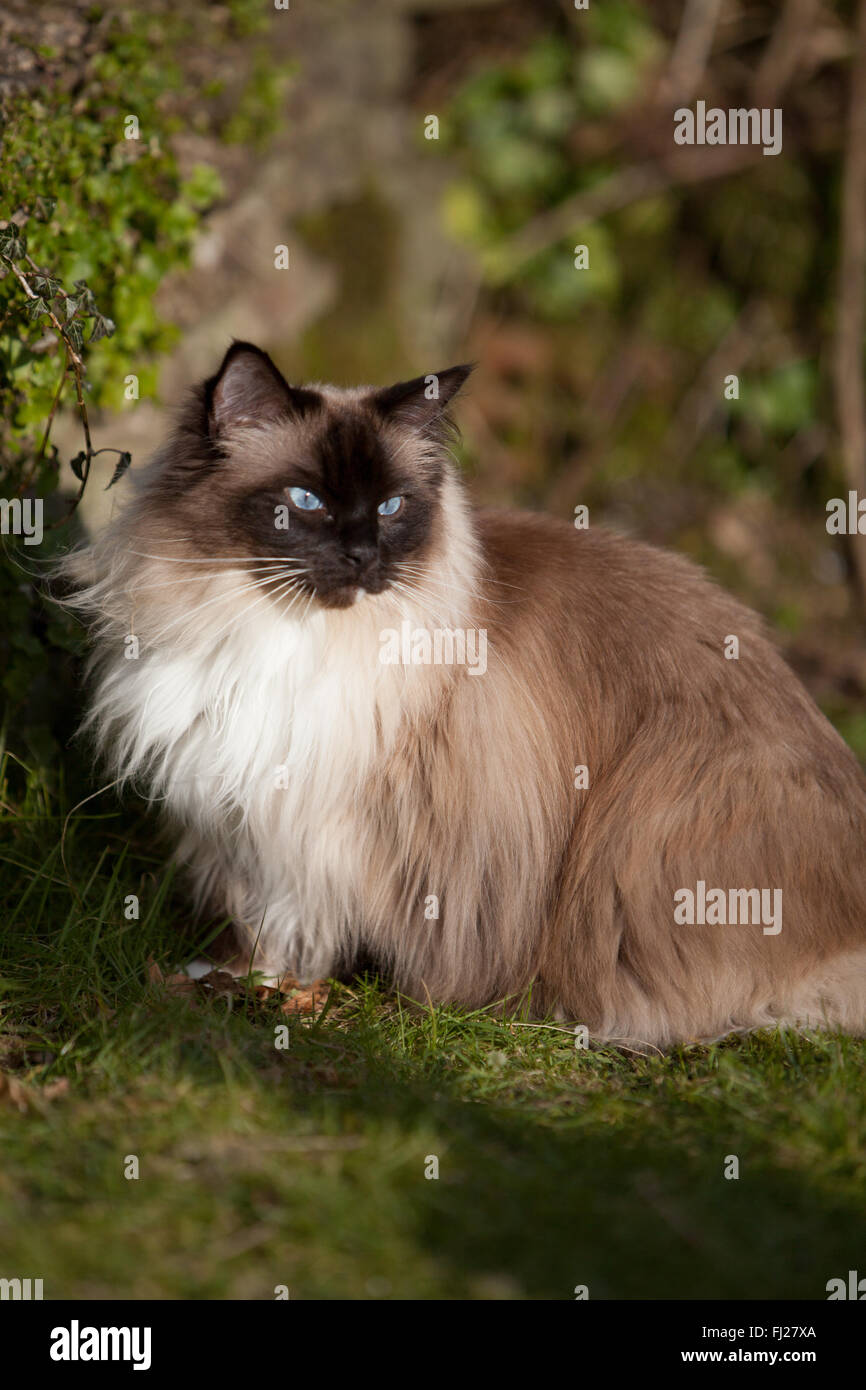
left=343, top=541, right=377, bottom=571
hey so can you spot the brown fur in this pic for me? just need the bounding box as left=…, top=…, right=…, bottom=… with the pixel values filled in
left=63, top=346, right=866, bottom=1048
left=352, top=510, right=866, bottom=1044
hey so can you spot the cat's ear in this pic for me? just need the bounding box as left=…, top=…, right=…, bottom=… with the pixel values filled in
left=205, top=342, right=320, bottom=436
left=372, top=364, right=474, bottom=432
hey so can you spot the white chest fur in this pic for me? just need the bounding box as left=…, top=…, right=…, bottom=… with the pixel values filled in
left=93, top=577, right=429, bottom=975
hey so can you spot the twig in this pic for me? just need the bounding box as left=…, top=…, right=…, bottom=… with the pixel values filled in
left=663, top=300, right=771, bottom=463
left=497, top=147, right=764, bottom=277
left=662, top=0, right=724, bottom=104
left=0, top=248, right=113, bottom=524
left=833, top=0, right=866, bottom=612
left=19, top=358, right=68, bottom=496
left=752, top=0, right=820, bottom=105
left=498, top=165, right=668, bottom=275
left=2, top=256, right=84, bottom=370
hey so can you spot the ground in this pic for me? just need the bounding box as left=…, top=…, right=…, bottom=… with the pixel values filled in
left=0, top=786, right=864, bottom=1300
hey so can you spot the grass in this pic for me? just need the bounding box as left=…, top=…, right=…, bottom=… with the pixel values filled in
left=1, top=749, right=865, bottom=1301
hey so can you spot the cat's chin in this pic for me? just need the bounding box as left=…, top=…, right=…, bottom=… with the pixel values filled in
left=316, top=585, right=367, bottom=610
left=316, top=582, right=390, bottom=609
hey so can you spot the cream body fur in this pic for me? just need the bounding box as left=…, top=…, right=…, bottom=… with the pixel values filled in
left=62, top=345, right=866, bottom=1048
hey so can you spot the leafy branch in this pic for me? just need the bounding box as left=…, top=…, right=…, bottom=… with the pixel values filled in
left=0, top=216, right=126, bottom=521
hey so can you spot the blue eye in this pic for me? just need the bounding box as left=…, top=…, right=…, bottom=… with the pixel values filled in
left=288, top=487, right=324, bottom=512
left=378, top=496, right=402, bottom=517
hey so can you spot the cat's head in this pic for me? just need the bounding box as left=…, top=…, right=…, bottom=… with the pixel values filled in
left=147, top=342, right=473, bottom=610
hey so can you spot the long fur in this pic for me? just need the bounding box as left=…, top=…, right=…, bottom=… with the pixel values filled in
left=60, top=351, right=866, bottom=1048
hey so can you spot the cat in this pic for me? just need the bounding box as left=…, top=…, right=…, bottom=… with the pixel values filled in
left=61, top=340, right=866, bottom=1048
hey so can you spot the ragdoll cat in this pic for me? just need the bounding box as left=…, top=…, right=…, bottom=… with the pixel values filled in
left=62, top=341, right=866, bottom=1047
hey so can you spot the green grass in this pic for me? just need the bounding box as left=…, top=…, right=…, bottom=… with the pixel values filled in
left=1, top=750, right=865, bottom=1300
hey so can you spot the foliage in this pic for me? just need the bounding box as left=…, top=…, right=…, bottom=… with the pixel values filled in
left=0, top=1, right=289, bottom=770
left=439, top=8, right=837, bottom=522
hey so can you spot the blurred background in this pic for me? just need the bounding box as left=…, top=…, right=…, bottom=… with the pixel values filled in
left=3, top=0, right=866, bottom=772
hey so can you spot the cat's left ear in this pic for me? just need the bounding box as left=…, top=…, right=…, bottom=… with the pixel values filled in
left=372, top=364, right=474, bottom=432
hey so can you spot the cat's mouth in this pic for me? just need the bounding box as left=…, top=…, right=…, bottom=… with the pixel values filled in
left=316, top=576, right=390, bottom=609
left=255, top=564, right=392, bottom=613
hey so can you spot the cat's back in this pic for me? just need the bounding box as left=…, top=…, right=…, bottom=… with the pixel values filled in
left=474, top=505, right=864, bottom=782
left=476, top=504, right=759, bottom=638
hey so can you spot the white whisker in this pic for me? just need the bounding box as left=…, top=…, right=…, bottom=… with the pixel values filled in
left=198, top=572, right=307, bottom=649
left=128, top=550, right=308, bottom=565
left=391, top=575, right=475, bottom=630
left=125, top=564, right=302, bottom=597
left=145, top=573, right=290, bottom=643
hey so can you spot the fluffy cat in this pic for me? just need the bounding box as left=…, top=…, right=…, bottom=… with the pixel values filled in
left=61, top=341, right=866, bottom=1048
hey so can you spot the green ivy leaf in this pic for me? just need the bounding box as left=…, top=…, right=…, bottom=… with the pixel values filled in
left=72, top=280, right=97, bottom=311
left=0, top=226, right=26, bottom=260
left=32, top=274, right=62, bottom=297
left=89, top=314, right=116, bottom=342
left=33, top=195, right=57, bottom=222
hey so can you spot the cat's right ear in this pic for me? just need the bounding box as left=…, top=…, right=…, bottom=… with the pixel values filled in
left=204, top=342, right=320, bottom=437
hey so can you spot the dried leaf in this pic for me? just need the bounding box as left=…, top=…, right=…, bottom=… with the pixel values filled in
left=162, top=972, right=200, bottom=997
left=0, top=1072, right=29, bottom=1111
left=42, top=1078, right=69, bottom=1101
left=279, top=981, right=328, bottom=1015
left=104, top=450, right=131, bottom=489
left=146, top=956, right=165, bottom=984
left=144, top=959, right=327, bottom=1014
left=0, top=1072, right=68, bottom=1111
